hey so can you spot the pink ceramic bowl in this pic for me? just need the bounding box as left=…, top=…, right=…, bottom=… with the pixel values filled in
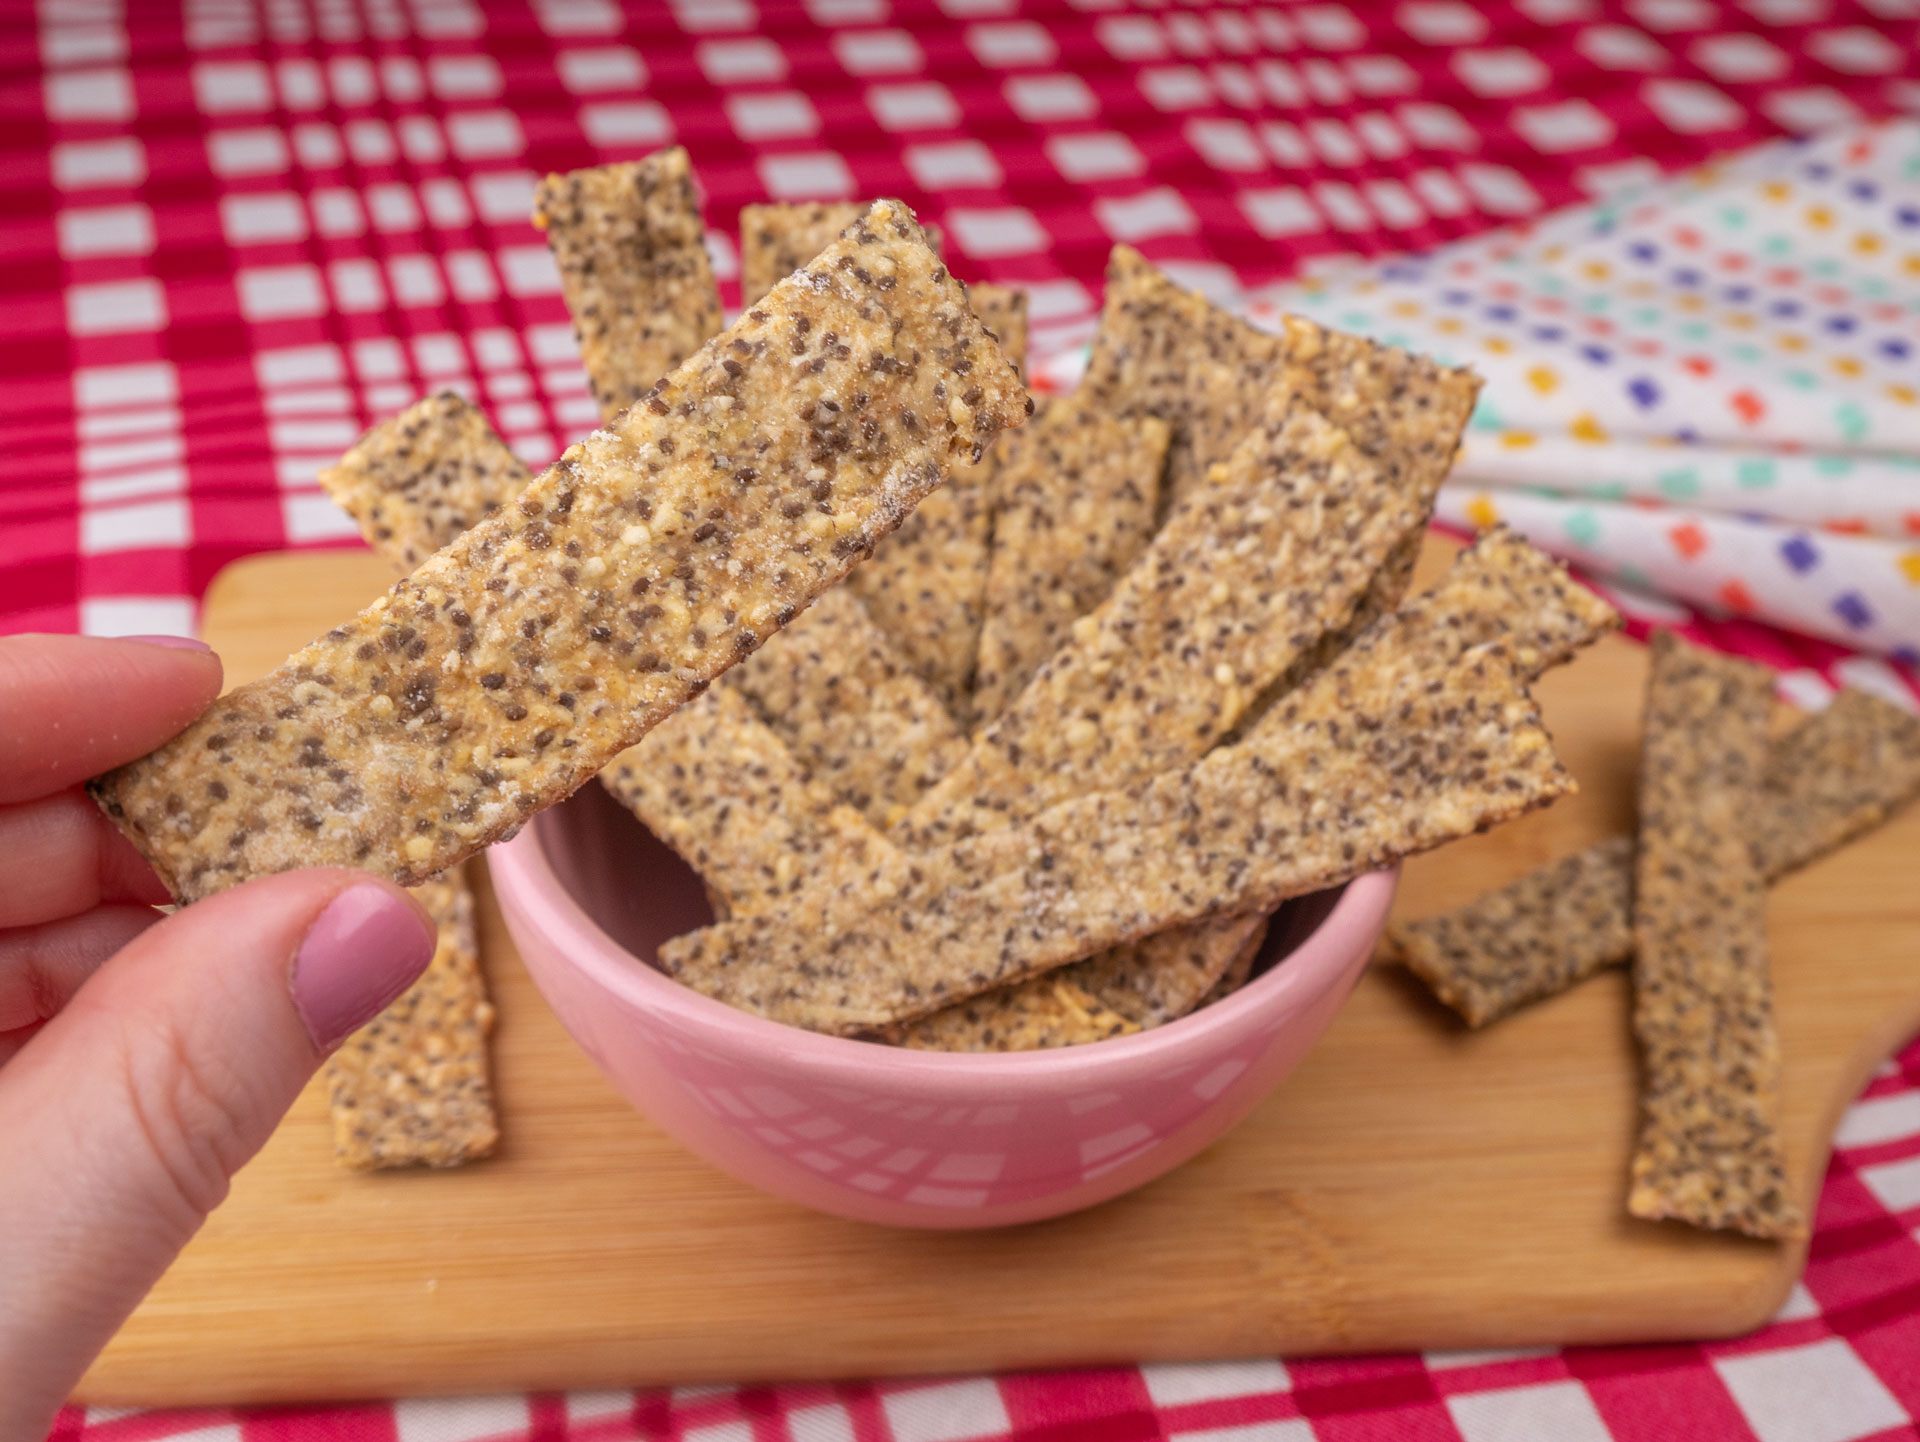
left=489, top=783, right=1395, bottom=1228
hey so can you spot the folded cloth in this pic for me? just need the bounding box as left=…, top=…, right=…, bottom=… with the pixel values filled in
left=1218, top=119, right=1920, bottom=702
left=1439, top=488, right=1920, bottom=665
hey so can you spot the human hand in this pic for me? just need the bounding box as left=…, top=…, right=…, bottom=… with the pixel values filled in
left=0, top=635, right=436, bottom=1438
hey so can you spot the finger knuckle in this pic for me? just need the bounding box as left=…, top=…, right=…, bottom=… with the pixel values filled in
left=116, top=1013, right=243, bottom=1225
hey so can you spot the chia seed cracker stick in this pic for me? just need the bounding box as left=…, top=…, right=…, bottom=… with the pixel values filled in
left=902, top=526, right=1616, bottom=1047
left=728, top=587, right=968, bottom=829
left=325, top=865, right=498, bottom=1170
left=660, top=642, right=1570, bottom=1034
left=1079, top=244, right=1287, bottom=506
left=740, top=202, right=868, bottom=308
left=1393, top=840, right=1637, bottom=1029
left=601, top=686, right=898, bottom=919
left=320, top=392, right=532, bottom=572
left=845, top=286, right=1028, bottom=721
left=901, top=396, right=1430, bottom=848
left=533, top=148, right=722, bottom=420
left=971, top=402, right=1170, bottom=724
left=91, top=201, right=1029, bottom=902
left=1391, top=685, right=1920, bottom=1027
left=318, top=401, right=518, bottom=1162
left=1627, top=633, right=1802, bottom=1240
left=740, top=202, right=953, bottom=311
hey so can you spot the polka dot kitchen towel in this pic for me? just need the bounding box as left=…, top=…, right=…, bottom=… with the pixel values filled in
left=1240, top=119, right=1920, bottom=706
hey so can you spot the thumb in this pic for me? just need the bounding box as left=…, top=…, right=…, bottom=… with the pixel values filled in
left=0, top=869, right=434, bottom=1435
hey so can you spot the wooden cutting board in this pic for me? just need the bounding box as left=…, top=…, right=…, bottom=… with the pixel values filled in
left=76, top=537, right=1920, bottom=1406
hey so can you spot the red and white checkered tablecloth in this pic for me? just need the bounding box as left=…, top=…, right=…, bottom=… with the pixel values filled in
left=9, top=0, right=1920, bottom=1437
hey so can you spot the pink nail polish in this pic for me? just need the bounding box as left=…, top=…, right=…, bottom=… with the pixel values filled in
left=291, top=884, right=436, bottom=1051
left=122, top=633, right=213, bottom=653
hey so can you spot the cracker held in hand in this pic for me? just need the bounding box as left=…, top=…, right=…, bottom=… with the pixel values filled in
left=972, top=402, right=1171, bottom=722
left=91, top=202, right=1028, bottom=902
left=1390, top=686, right=1920, bottom=1027
left=320, top=393, right=532, bottom=571
left=534, top=148, right=722, bottom=419
left=319, top=385, right=896, bottom=927
left=660, top=643, right=1571, bottom=1034
left=728, top=588, right=967, bottom=829
left=326, top=866, right=497, bottom=1170
left=1627, top=633, right=1803, bottom=1240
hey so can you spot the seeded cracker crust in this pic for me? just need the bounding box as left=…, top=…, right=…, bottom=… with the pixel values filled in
left=90, top=202, right=1028, bottom=902
left=847, top=288, right=1028, bottom=722
left=601, top=686, right=894, bottom=918
left=728, top=587, right=968, bottom=829
left=320, top=393, right=533, bottom=571
left=971, top=401, right=1171, bottom=723
left=660, top=642, right=1571, bottom=1034
left=325, top=866, right=498, bottom=1170
left=1391, top=685, right=1920, bottom=1027
left=1627, top=633, right=1802, bottom=1240
left=534, top=148, right=722, bottom=420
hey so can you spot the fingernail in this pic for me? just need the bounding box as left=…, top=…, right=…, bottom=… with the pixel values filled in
left=291, top=884, right=436, bottom=1051
left=122, top=634, right=212, bottom=653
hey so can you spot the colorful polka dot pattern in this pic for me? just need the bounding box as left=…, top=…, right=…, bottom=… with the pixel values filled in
left=1244, top=120, right=1920, bottom=698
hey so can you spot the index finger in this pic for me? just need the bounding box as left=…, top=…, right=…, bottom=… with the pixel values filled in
left=0, top=635, right=223, bottom=804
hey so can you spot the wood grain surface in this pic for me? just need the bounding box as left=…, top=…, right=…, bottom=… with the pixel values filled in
left=75, top=536, right=1920, bottom=1405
